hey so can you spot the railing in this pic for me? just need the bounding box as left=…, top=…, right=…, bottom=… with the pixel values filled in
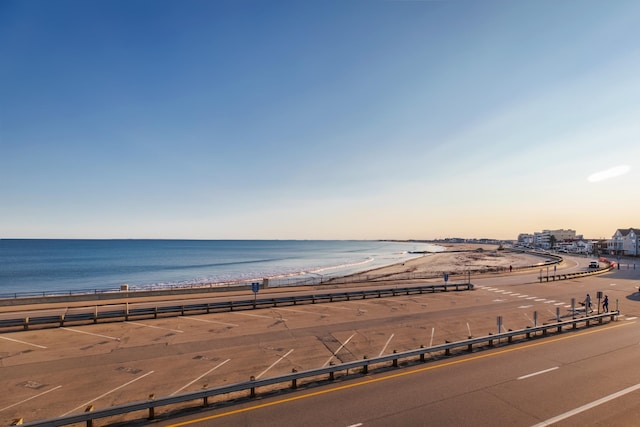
left=538, top=263, right=613, bottom=282
left=0, top=283, right=473, bottom=331
left=10, top=310, right=619, bottom=427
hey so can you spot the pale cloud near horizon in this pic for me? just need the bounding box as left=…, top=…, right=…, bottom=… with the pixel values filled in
left=587, top=165, right=631, bottom=183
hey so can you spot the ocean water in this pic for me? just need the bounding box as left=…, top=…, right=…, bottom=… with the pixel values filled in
left=0, top=240, right=442, bottom=296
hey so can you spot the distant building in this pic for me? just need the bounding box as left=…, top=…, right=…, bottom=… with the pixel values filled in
left=608, top=228, right=640, bottom=256
left=532, top=229, right=577, bottom=249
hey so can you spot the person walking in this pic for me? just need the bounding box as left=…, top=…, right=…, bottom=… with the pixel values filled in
left=602, top=295, right=609, bottom=312
left=585, top=293, right=593, bottom=314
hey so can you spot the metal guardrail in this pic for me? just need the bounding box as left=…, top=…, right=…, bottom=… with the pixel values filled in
left=538, top=264, right=613, bottom=283
left=10, top=310, right=620, bottom=427
left=0, top=283, right=473, bottom=331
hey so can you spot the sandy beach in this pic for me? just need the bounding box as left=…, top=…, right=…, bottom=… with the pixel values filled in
left=332, top=243, right=555, bottom=284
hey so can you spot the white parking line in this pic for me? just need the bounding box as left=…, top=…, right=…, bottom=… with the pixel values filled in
left=518, top=366, right=558, bottom=380
left=273, top=307, right=325, bottom=316
left=61, top=371, right=154, bottom=416
left=531, top=382, right=640, bottom=426
left=323, top=333, right=356, bottom=367
left=379, top=334, right=395, bottom=357
left=554, top=303, right=565, bottom=306
left=526, top=297, right=536, bottom=300
left=62, top=327, right=120, bottom=340
left=171, top=359, right=230, bottom=395
left=0, top=335, right=47, bottom=349
left=179, top=316, right=238, bottom=327
left=232, top=312, right=287, bottom=321
left=256, top=349, right=294, bottom=379
left=519, top=295, right=529, bottom=298
left=519, top=305, right=533, bottom=309
left=544, top=300, right=556, bottom=304
left=0, top=385, right=62, bottom=412
left=320, top=305, right=360, bottom=311
left=127, top=322, right=184, bottom=333
left=534, top=299, right=546, bottom=302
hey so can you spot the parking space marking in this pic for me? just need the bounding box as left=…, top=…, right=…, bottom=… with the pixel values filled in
left=317, top=304, right=356, bottom=311
left=323, top=333, right=356, bottom=367
left=232, top=312, right=287, bottom=321
left=256, top=349, right=294, bottom=379
left=179, top=316, right=239, bottom=327
left=379, top=334, right=395, bottom=357
left=0, top=335, right=47, bottom=349
left=171, top=359, right=231, bottom=395
left=554, top=303, right=565, bottom=306
left=544, top=300, right=556, bottom=304
left=61, top=371, right=154, bottom=416
left=273, top=307, right=326, bottom=316
left=127, top=322, right=184, bottom=333
left=518, top=295, right=529, bottom=298
left=0, top=385, right=62, bottom=413
left=519, top=305, right=533, bottom=309
left=535, top=299, right=547, bottom=302
left=61, top=327, right=120, bottom=341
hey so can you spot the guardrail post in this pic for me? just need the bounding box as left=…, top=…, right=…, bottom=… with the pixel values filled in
left=59, top=314, right=65, bottom=327
left=445, top=340, right=451, bottom=355
left=291, top=369, right=298, bottom=389
left=250, top=376, right=256, bottom=398
left=23, top=317, right=29, bottom=330
left=312, top=295, right=316, bottom=304
left=525, top=327, right=531, bottom=339
left=392, top=350, right=398, bottom=367
left=147, top=395, right=155, bottom=420
left=154, top=306, right=158, bottom=319
left=507, top=329, right=513, bottom=343
left=202, top=384, right=209, bottom=407
left=488, top=333, right=494, bottom=347
left=363, top=356, right=369, bottom=374
left=467, top=337, right=473, bottom=352
left=94, top=306, right=98, bottom=323
left=420, top=345, right=426, bottom=362
left=85, top=405, right=94, bottom=426
left=329, top=362, right=335, bottom=380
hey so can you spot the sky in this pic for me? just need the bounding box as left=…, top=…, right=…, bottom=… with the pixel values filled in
left=1, top=0, right=639, bottom=241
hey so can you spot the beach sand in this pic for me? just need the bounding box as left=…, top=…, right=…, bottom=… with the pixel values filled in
left=332, top=243, right=553, bottom=284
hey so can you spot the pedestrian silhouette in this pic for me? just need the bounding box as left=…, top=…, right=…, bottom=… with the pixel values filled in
left=584, top=293, right=593, bottom=314
left=602, top=295, right=609, bottom=312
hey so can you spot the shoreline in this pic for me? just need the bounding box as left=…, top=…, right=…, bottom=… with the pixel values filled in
left=0, top=244, right=557, bottom=308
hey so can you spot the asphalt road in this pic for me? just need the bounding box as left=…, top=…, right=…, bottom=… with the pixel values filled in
left=160, top=319, right=640, bottom=427
left=1, top=255, right=639, bottom=426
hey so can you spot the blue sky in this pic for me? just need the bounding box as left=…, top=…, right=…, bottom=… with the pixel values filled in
left=1, top=0, right=639, bottom=240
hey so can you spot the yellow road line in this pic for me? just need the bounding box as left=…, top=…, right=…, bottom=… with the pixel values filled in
left=167, top=321, right=632, bottom=426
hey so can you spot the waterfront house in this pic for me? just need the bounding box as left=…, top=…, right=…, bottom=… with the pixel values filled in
left=609, top=228, right=640, bottom=256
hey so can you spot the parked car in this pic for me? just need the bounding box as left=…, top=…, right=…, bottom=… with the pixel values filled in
left=589, top=261, right=599, bottom=269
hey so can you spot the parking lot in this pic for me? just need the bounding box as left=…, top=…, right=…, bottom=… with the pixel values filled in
left=1, top=272, right=634, bottom=426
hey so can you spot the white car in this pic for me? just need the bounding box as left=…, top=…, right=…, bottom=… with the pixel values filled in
left=588, top=261, right=599, bottom=269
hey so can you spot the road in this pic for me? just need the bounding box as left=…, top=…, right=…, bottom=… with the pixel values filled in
left=160, top=319, right=640, bottom=427
left=1, top=255, right=639, bottom=426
